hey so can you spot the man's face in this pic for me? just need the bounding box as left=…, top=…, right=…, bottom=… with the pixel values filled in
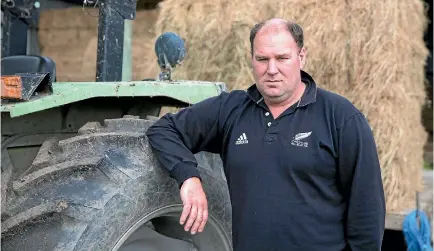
left=252, top=25, right=306, bottom=104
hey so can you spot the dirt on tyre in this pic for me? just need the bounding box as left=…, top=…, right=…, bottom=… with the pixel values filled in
left=1, top=116, right=233, bottom=251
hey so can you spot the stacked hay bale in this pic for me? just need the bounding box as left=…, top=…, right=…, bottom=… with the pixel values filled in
left=145, top=0, right=430, bottom=212
left=38, top=7, right=160, bottom=81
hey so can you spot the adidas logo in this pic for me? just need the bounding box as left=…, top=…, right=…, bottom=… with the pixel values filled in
left=235, top=133, right=248, bottom=145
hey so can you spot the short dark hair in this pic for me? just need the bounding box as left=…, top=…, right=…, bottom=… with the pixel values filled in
left=249, top=19, right=304, bottom=55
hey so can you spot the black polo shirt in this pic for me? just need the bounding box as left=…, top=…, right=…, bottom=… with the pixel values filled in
left=146, top=70, right=386, bottom=251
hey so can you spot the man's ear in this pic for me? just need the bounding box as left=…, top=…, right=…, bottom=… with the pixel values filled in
left=299, top=47, right=306, bottom=69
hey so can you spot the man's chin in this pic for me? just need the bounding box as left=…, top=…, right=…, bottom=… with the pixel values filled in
left=257, top=86, right=284, bottom=99
left=263, top=91, right=283, bottom=99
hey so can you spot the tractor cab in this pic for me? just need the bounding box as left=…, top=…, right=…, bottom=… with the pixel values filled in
left=0, top=0, right=216, bottom=118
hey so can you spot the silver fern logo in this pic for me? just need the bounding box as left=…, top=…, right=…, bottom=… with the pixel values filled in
left=291, top=132, right=311, bottom=147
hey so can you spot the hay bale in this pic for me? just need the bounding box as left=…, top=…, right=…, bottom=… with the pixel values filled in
left=38, top=7, right=160, bottom=81
left=345, top=0, right=429, bottom=212
left=150, top=0, right=430, bottom=212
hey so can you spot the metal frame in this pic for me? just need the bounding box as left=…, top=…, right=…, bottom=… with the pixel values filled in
left=1, top=0, right=39, bottom=57
left=95, top=0, right=136, bottom=82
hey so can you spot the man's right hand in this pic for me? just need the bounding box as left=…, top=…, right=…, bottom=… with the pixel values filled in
left=179, top=177, right=208, bottom=235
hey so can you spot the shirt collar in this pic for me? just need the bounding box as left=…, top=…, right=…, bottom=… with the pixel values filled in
left=246, top=70, right=318, bottom=107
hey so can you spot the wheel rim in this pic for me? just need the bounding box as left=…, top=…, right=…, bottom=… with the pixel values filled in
left=112, top=204, right=232, bottom=251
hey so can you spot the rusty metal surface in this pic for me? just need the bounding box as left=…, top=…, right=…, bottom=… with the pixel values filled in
left=1, top=73, right=52, bottom=101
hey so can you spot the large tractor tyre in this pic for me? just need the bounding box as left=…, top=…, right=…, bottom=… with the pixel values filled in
left=1, top=116, right=233, bottom=251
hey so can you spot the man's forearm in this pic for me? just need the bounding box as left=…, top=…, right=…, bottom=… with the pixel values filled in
left=146, top=93, right=226, bottom=185
left=146, top=113, right=201, bottom=178
left=345, top=186, right=385, bottom=250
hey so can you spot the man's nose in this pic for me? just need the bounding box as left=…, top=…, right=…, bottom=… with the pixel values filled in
left=267, top=60, right=278, bottom=75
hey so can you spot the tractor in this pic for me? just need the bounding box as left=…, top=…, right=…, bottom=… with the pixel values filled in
left=1, top=0, right=433, bottom=250
left=1, top=0, right=232, bottom=250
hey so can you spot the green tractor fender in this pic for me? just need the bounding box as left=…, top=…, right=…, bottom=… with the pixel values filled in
left=1, top=79, right=227, bottom=118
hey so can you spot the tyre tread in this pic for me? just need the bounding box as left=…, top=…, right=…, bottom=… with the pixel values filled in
left=2, top=200, right=68, bottom=234
left=1, top=117, right=232, bottom=251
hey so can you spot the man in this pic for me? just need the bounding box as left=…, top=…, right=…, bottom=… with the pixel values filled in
left=146, top=18, right=386, bottom=251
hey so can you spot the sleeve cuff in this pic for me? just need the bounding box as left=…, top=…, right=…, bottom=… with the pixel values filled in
left=170, top=162, right=202, bottom=187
